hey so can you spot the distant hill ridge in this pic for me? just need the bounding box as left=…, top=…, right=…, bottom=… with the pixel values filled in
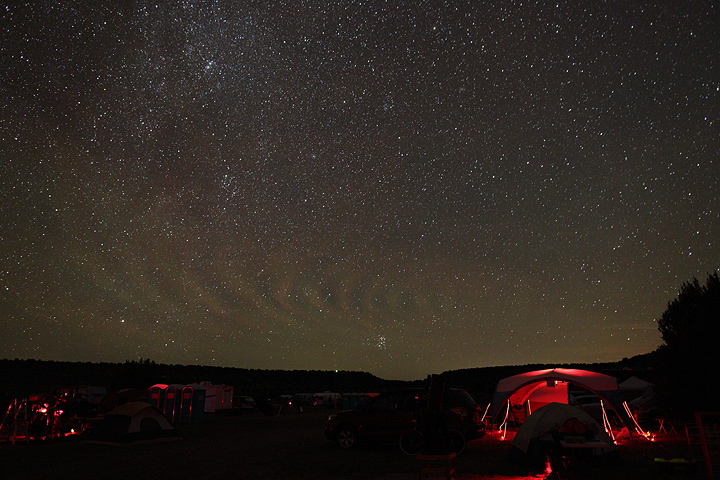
left=0, top=352, right=656, bottom=401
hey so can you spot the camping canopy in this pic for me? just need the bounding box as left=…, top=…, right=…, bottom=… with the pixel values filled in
left=490, top=368, right=634, bottom=432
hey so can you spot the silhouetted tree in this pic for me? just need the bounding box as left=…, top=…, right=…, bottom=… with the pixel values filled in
left=654, top=272, right=720, bottom=419
left=115, top=358, right=161, bottom=390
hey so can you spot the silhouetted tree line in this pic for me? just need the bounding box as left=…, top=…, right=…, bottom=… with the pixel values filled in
left=0, top=354, right=657, bottom=411
left=0, top=358, right=409, bottom=404
left=653, top=271, right=720, bottom=419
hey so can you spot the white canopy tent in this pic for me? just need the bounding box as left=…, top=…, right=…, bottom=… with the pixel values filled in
left=490, top=368, right=635, bottom=433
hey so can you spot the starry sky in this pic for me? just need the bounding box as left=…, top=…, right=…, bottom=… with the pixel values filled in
left=1, top=1, right=718, bottom=381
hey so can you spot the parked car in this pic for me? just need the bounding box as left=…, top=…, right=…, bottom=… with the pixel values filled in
left=569, top=394, right=603, bottom=418
left=232, top=395, right=257, bottom=412
left=629, top=388, right=664, bottom=429
left=290, top=393, right=314, bottom=407
left=569, top=394, right=619, bottom=426
left=324, top=387, right=485, bottom=449
left=287, top=393, right=314, bottom=412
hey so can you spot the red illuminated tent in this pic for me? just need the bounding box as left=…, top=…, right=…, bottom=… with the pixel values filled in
left=489, top=368, right=634, bottom=432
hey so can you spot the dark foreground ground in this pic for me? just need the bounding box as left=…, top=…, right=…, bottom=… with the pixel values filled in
left=0, top=409, right=703, bottom=480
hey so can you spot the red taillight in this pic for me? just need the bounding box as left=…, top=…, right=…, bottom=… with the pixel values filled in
left=473, top=410, right=482, bottom=425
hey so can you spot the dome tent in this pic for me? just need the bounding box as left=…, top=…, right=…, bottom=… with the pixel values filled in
left=508, top=402, right=619, bottom=474
left=619, top=376, right=654, bottom=396
left=85, top=402, right=181, bottom=445
left=490, top=368, right=634, bottom=433
left=511, top=402, right=617, bottom=454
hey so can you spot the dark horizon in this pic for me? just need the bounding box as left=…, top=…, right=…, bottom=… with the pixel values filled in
left=0, top=351, right=658, bottom=400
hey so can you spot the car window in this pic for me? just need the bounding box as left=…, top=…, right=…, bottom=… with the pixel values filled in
left=447, top=389, right=477, bottom=409
left=400, top=393, right=427, bottom=411
left=367, top=392, right=400, bottom=411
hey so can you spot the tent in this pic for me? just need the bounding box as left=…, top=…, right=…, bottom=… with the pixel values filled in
left=84, top=402, right=181, bottom=445
left=509, top=402, right=618, bottom=473
left=512, top=402, right=617, bottom=453
left=490, top=368, right=634, bottom=432
left=98, top=388, right=147, bottom=413
left=618, top=376, right=653, bottom=392
left=618, top=376, right=654, bottom=402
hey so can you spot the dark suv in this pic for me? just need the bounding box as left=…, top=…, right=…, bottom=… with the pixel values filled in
left=324, top=387, right=485, bottom=449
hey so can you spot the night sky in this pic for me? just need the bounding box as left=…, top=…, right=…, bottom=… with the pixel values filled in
left=2, top=1, right=718, bottom=381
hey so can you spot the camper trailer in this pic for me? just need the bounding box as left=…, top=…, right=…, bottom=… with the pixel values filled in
left=313, top=391, right=341, bottom=408
left=192, top=382, right=234, bottom=413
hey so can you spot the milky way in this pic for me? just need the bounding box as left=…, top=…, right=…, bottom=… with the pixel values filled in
left=1, top=1, right=718, bottom=380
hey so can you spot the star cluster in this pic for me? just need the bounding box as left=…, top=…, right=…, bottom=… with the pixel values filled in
left=1, top=1, right=718, bottom=380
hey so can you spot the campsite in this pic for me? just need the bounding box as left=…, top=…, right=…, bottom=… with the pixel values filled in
left=0, top=406, right=699, bottom=480
left=1, top=360, right=716, bottom=479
